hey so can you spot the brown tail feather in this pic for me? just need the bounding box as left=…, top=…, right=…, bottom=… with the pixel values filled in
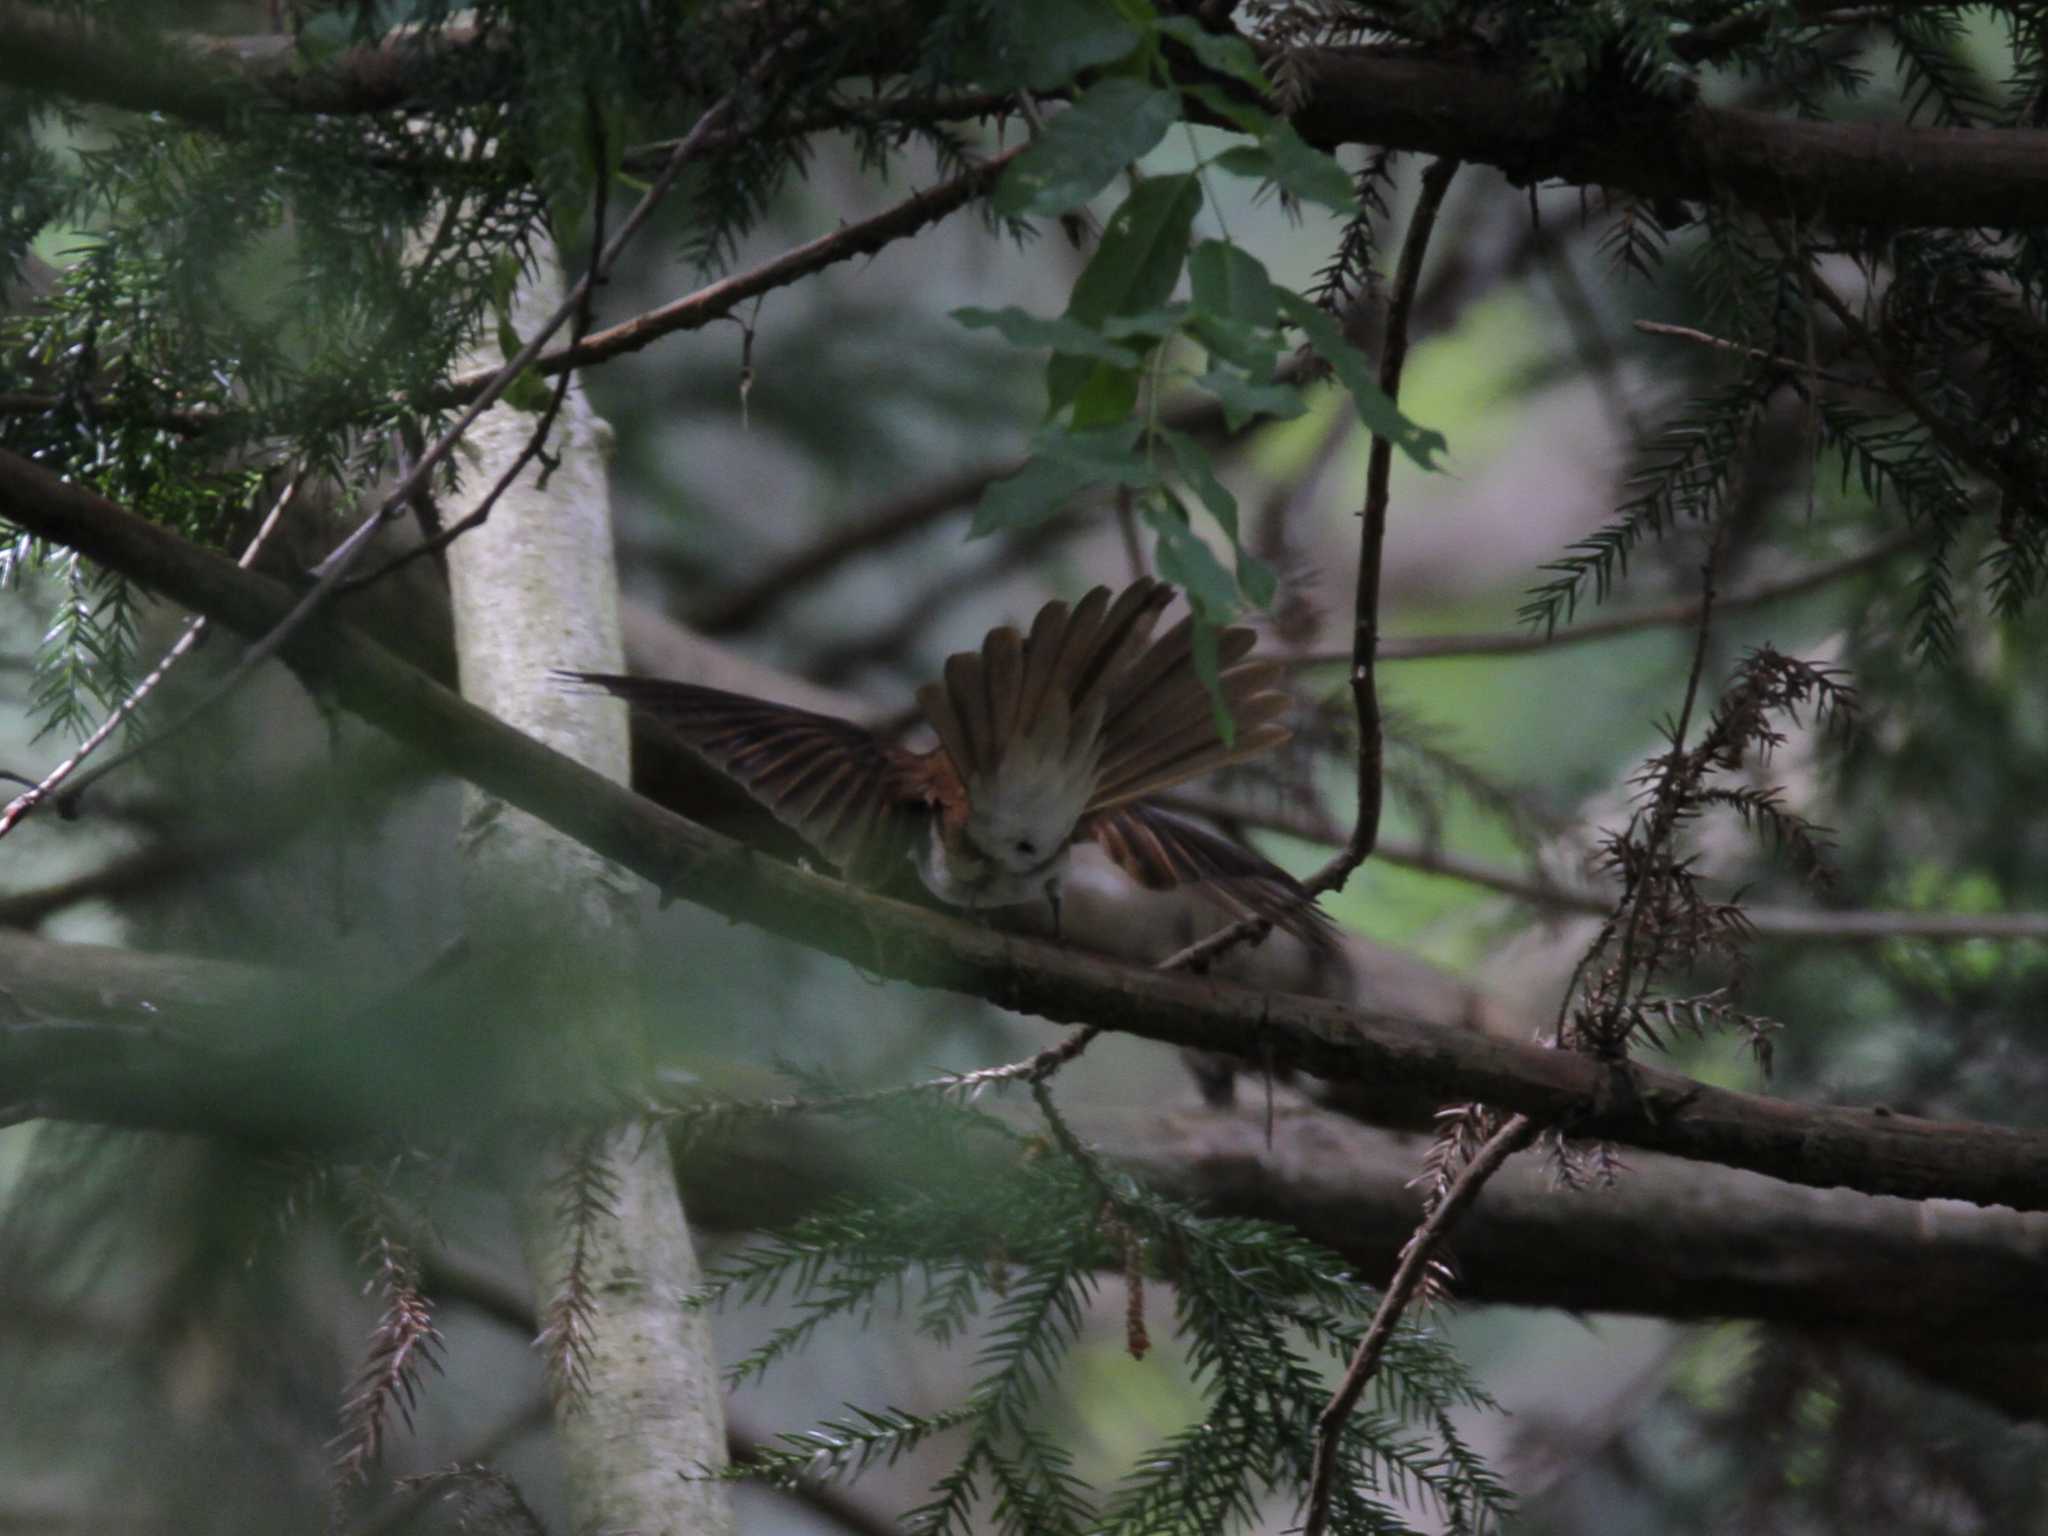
left=1047, top=580, right=1170, bottom=715
left=1103, top=655, right=1282, bottom=755
left=922, top=580, right=1170, bottom=784
left=983, top=624, right=1025, bottom=761
left=1107, top=614, right=1258, bottom=714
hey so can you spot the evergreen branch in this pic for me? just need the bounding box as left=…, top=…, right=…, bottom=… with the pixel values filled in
left=1301, top=1114, right=1536, bottom=1536
left=331, top=1170, right=447, bottom=1488
left=1520, top=383, right=1764, bottom=634
left=1278, top=532, right=1918, bottom=664
left=1802, top=261, right=2023, bottom=505
left=0, top=468, right=302, bottom=837
left=35, top=54, right=771, bottom=807
left=723, top=1402, right=982, bottom=1490
left=534, top=1127, right=619, bottom=1408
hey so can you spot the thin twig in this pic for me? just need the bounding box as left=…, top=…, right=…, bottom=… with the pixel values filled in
left=0, top=470, right=303, bottom=833
left=1285, top=533, right=1917, bottom=665
left=1300, top=1112, right=1536, bottom=1536
left=1160, top=156, right=1462, bottom=975
left=433, top=145, right=1024, bottom=409
left=1634, top=318, right=1870, bottom=389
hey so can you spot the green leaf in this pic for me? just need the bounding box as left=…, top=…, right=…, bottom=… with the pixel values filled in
left=1189, top=616, right=1232, bottom=744
left=1237, top=548, right=1280, bottom=606
left=1188, top=240, right=1278, bottom=330
left=1146, top=500, right=1241, bottom=742
left=1163, top=427, right=1238, bottom=539
left=1214, top=129, right=1359, bottom=215
left=993, top=80, right=1182, bottom=218
left=1048, top=174, right=1203, bottom=415
left=971, top=424, right=1156, bottom=536
left=1144, top=498, right=1238, bottom=617
left=1155, top=17, right=1271, bottom=91
left=1180, top=81, right=1278, bottom=138
left=1187, top=314, right=1279, bottom=376
left=1260, top=123, right=1360, bottom=213
left=1189, top=365, right=1303, bottom=429
left=962, top=0, right=1141, bottom=90
left=1099, top=305, right=1188, bottom=341
left=1164, top=430, right=1276, bottom=611
left=501, top=368, right=554, bottom=414
left=1066, top=362, right=1141, bottom=428
left=952, top=306, right=1142, bottom=365
left=1275, top=290, right=1449, bottom=470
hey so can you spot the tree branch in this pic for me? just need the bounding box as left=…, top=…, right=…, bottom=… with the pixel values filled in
left=7, top=450, right=2048, bottom=1209
left=12, top=10, right=2046, bottom=229
left=1283, top=533, right=1920, bottom=665
left=1304, top=1113, right=1536, bottom=1536
left=432, top=146, right=1025, bottom=410
left=8, top=957, right=2046, bottom=1419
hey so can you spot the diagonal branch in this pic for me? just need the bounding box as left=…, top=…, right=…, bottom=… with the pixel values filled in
left=432, top=146, right=1026, bottom=410
left=10, top=448, right=2048, bottom=1209
left=1302, top=1112, right=1537, bottom=1536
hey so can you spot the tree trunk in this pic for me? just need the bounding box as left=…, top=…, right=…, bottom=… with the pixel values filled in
left=441, top=242, right=735, bottom=1536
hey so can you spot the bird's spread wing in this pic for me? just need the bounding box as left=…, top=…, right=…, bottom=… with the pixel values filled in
left=1083, top=801, right=1333, bottom=947
left=562, top=673, right=926, bottom=882
left=1088, top=614, right=1295, bottom=812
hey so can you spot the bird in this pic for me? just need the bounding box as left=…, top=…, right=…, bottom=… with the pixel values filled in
left=563, top=578, right=1329, bottom=946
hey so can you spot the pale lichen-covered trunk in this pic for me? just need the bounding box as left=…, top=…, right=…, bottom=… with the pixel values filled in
left=441, top=247, right=735, bottom=1536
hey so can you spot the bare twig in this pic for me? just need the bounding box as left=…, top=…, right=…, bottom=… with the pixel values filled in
left=1161, top=156, right=1462, bottom=974
left=435, top=146, right=1025, bottom=410
left=1301, top=1112, right=1536, bottom=1536
left=0, top=470, right=303, bottom=833
left=1284, top=533, right=1917, bottom=665
left=1633, top=318, right=1871, bottom=389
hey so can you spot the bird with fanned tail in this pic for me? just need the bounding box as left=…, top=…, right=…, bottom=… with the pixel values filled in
left=563, top=578, right=1330, bottom=946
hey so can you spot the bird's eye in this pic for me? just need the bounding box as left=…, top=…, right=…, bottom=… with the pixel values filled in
left=1015, top=839, right=1037, bottom=857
